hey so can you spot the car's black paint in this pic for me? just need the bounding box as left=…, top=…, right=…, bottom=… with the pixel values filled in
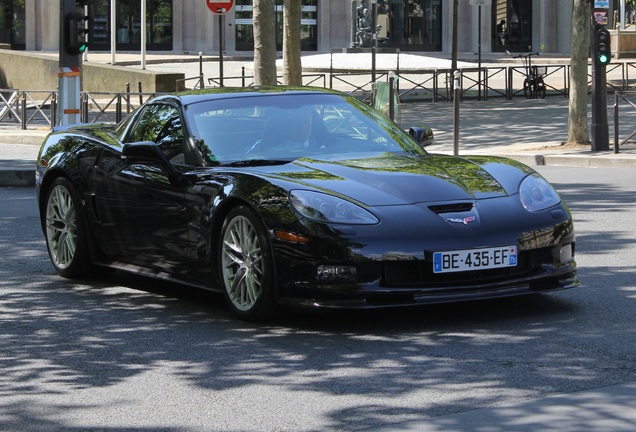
left=36, top=87, right=578, bottom=320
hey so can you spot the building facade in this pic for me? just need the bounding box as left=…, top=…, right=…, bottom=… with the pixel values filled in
left=0, top=1, right=614, bottom=57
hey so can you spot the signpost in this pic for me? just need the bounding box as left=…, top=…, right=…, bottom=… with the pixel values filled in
left=206, top=0, right=235, bottom=87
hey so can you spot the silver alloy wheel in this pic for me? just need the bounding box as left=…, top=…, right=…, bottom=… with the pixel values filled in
left=45, top=184, right=77, bottom=270
left=221, top=215, right=264, bottom=311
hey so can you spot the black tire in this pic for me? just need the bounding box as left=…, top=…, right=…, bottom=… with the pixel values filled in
left=523, top=78, right=534, bottom=99
left=537, top=79, right=546, bottom=99
left=43, top=177, right=92, bottom=278
left=218, top=205, right=278, bottom=321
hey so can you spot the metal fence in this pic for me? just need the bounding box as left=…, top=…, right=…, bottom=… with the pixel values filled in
left=1, top=87, right=160, bottom=129
left=613, top=91, right=636, bottom=153
left=3, top=61, right=636, bottom=130
left=193, top=61, right=636, bottom=102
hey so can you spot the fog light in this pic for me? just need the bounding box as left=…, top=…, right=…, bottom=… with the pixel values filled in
left=316, top=265, right=358, bottom=282
left=560, top=244, right=573, bottom=262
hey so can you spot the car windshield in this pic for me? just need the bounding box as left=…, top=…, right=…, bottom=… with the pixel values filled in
left=184, top=93, right=427, bottom=166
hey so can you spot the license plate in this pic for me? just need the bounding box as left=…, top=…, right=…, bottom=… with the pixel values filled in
left=433, top=245, right=518, bottom=274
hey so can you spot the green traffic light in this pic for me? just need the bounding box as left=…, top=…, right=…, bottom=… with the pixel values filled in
left=595, top=28, right=611, bottom=66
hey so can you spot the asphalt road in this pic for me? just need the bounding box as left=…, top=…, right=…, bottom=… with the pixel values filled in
left=1, top=165, right=635, bottom=432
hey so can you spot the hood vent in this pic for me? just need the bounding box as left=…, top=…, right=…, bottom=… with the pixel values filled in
left=429, top=203, right=475, bottom=214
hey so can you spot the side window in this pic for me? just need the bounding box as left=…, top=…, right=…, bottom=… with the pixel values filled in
left=128, top=104, right=185, bottom=163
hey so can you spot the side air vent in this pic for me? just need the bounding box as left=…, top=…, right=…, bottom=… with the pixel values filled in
left=428, top=203, right=475, bottom=214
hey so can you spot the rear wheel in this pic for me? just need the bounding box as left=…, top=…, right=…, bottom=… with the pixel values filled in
left=44, top=177, right=92, bottom=278
left=523, top=78, right=535, bottom=99
left=537, top=78, right=546, bottom=99
left=219, top=205, right=278, bottom=321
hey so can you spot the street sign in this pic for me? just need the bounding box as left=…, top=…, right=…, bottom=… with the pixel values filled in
left=206, top=0, right=234, bottom=15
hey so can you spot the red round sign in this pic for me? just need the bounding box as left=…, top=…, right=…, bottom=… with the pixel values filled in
left=206, top=0, right=234, bottom=15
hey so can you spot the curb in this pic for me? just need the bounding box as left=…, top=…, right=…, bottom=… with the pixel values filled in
left=504, top=153, right=636, bottom=168
left=0, top=133, right=48, bottom=146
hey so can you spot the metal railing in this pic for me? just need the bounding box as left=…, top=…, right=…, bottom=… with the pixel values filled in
left=613, top=90, right=636, bottom=153
left=4, top=61, right=636, bottom=130
left=195, top=61, right=636, bottom=102
left=1, top=84, right=160, bottom=129
left=0, top=90, right=56, bottom=129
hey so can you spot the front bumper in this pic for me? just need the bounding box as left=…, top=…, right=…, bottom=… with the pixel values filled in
left=275, top=240, right=579, bottom=309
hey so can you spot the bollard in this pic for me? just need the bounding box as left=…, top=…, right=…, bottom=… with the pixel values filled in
left=330, top=52, right=333, bottom=90
left=21, top=91, right=26, bottom=130
left=51, top=92, right=57, bottom=128
left=81, top=92, right=88, bottom=123
left=138, top=82, right=143, bottom=105
left=388, top=73, right=395, bottom=122
left=395, top=50, right=400, bottom=96
left=126, top=83, right=131, bottom=114
left=614, top=92, right=620, bottom=154
left=116, top=93, right=122, bottom=123
left=199, top=52, right=204, bottom=89
left=453, top=70, right=461, bottom=156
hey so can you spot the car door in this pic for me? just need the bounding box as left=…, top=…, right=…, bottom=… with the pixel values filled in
left=93, top=102, right=193, bottom=270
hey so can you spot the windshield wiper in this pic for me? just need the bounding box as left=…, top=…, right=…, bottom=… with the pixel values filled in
left=220, top=159, right=292, bottom=167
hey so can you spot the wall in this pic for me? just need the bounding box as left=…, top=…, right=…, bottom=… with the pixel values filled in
left=0, top=50, right=184, bottom=92
left=18, top=0, right=574, bottom=57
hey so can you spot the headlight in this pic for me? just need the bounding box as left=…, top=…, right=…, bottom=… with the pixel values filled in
left=289, top=190, right=379, bottom=224
left=519, top=173, right=561, bottom=212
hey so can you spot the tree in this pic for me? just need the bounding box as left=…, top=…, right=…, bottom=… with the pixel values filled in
left=283, top=0, right=302, bottom=85
left=253, top=0, right=277, bottom=86
left=567, top=0, right=590, bottom=144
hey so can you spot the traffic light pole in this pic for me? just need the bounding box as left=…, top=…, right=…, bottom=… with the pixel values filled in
left=591, top=22, right=610, bottom=151
left=58, top=0, right=90, bottom=126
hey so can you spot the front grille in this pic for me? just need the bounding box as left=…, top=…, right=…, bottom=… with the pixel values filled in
left=428, top=203, right=475, bottom=214
left=382, top=249, right=552, bottom=287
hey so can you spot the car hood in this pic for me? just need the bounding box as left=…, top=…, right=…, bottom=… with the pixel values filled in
left=250, top=153, right=532, bottom=206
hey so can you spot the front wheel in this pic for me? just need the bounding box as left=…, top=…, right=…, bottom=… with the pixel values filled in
left=523, top=78, right=535, bottom=99
left=219, top=205, right=278, bottom=321
left=536, top=79, right=546, bottom=99
left=44, top=177, right=92, bottom=278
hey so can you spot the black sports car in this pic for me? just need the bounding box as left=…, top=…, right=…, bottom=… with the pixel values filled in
left=36, top=87, right=578, bottom=320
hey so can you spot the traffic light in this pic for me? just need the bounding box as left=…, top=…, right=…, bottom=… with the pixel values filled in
left=595, top=27, right=611, bottom=66
left=64, top=12, right=90, bottom=55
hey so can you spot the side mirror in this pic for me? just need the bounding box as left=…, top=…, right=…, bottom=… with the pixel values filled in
left=122, top=141, right=191, bottom=186
left=122, top=141, right=166, bottom=165
left=408, top=127, right=434, bottom=147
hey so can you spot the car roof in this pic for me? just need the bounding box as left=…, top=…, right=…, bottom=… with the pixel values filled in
left=152, top=86, right=342, bottom=107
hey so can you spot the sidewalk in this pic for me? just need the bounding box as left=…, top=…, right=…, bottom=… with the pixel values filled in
left=2, top=53, right=636, bottom=187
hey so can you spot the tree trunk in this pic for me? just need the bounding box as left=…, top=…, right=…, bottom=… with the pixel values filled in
left=283, top=0, right=302, bottom=85
left=568, top=0, right=590, bottom=144
left=253, top=0, right=277, bottom=86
